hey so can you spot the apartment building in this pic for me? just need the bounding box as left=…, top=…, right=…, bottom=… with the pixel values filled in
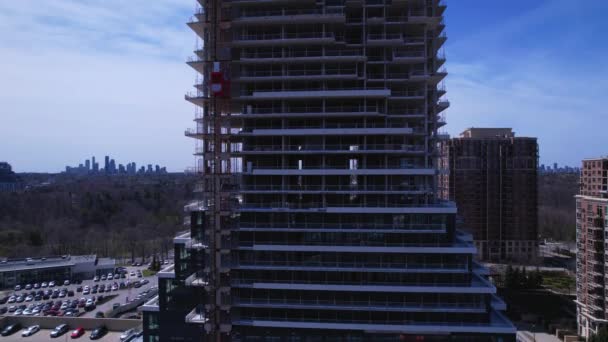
left=141, top=0, right=515, bottom=341
left=576, top=157, right=608, bottom=339
left=439, top=128, right=539, bottom=262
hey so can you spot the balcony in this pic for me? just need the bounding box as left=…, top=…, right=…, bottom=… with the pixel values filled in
left=239, top=86, right=391, bottom=100
left=185, top=272, right=210, bottom=287
left=232, top=32, right=336, bottom=46
left=239, top=183, right=431, bottom=194
left=237, top=222, right=447, bottom=233
left=185, top=306, right=209, bottom=324
left=238, top=48, right=365, bottom=63
left=233, top=8, right=345, bottom=25
left=185, top=91, right=210, bottom=106
left=242, top=164, right=435, bottom=176
left=389, top=90, right=426, bottom=100
left=236, top=67, right=359, bottom=82
left=233, top=298, right=485, bottom=313
left=237, top=143, right=426, bottom=155
left=392, top=50, right=426, bottom=63
left=232, top=310, right=515, bottom=335
left=367, top=33, right=403, bottom=45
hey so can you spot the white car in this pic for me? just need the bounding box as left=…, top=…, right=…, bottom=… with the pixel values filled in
left=8, top=296, right=16, bottom=303
left=101, top=275, right=107, bottom=281
left=23, top=308, right=33, bottom=315
left=64, top=280, right=71, bottom=286
left=130, top=272, right=135, bottom=276
left=22, top=325, right=40, bottom=337
left=14, top=309, right=23, bottom=315
left=93, top=276, right=99, bottom=282
left=108, top=274, right=114, bottom=280
left=60, top=302, right=68, bottom=310
left=83, top=289, right=90, bottom=295
left=32, top=307, right=41, bottom=315
left=49, top=281, right=56, bottom=287
left=25, top=295, right=33, bottom=302
left=41, top=282, right=48, bottom=288
left=14, top=285, right=21, bottom=291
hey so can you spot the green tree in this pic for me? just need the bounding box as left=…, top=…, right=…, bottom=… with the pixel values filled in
left=590, top=327, right=608, bottom=342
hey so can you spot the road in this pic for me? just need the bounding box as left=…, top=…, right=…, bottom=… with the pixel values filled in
left=0, top=265, right=158, bottom=318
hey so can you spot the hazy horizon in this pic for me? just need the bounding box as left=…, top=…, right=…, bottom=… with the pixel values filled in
left=1, top=0, right=607, bottom=172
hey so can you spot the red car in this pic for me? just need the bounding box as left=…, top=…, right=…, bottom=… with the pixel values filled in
left=70, top=327, right=85, bottom=338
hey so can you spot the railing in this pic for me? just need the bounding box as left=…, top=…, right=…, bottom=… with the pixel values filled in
left=232, top=278, right=472, bottom=288
left=244, top=105, right=381, bottom=114
left=240, top=68, right=357, bottom=77
left=240, top=184, right=431, bottom=192
left=391, top=90, right=426, bottom=97
left=237, top=261, right=467, bottom=271
left=241, top=85, right=388, bottom=95
left=235, top=32, right=334, bottom=41
left=240, top=202, right=453, bottom=209
left=238, top=8, right=344, bottom=18
left=241, top=48, right=362, bottom=59
left=234, top=316, right=511, bottom=327
left=234, top=298, right=483, bottom=310
left=393, top=50, right=425, bottom=58
left=367, top=33, right=402, bottom=40
left=237, top=239, right=456, bottom=248
left=241, top=144, right=425, bottom=152
left=241, top=122, right=420, bottom=129
left=244, top=164, right=428, bottom=170
left=238, top=222, right=447, bottom=231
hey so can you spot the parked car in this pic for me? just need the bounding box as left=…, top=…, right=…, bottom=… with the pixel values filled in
left=50, top=323, right=69, bottom=338
left=14, top=284, right=21, bottom=291
left=119, top=328, right=137, bottom=341
left=49, top=280, right=56, bottom=287
left=33, top=283, right=40, bottom=289
left=25, top=284, right=32, bottom=290
left=93, top=275, right=99, bottom=282
left=70, top=327, right=85, bottom=338
left=90, top=326, right=107, bottom=340
left=1, top=323, right=21, bottom=336
left=41, top=282, right=48, bottom=288
left=21, top=325, right=40, bottom=337
left=0, top=307, right=7, bottom=315
left=64, top=280, right=71, bottom=286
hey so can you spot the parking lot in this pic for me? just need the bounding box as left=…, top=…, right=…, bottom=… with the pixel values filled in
left=0, top=265, right=158, bottom=319
left=0, top=329, right=122, bottom=341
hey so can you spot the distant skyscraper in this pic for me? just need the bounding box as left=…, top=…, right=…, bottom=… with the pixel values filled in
left=147, top=164, right=153, bottom=173
left=85, top=159, right=91, bottom=171
left=104, top=156, right=110, bottom=173
left=439, top=128, right=539, bottom=262
left=110, top=159, right=116, bottom=174
left=554, top=162, right=558, bottom=170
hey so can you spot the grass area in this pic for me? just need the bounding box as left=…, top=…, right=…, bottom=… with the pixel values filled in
left=142, top=269, right=158, bottom=277
left=541, top=271, right=575, bottom=293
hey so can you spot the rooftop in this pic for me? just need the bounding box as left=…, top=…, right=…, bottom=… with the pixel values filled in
left=460, top=128, right=514, bottom=139
left=0, top=254, right=99, bottom=272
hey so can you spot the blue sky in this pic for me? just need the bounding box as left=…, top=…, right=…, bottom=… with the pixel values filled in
left=0, top=0, right=606, bottom=172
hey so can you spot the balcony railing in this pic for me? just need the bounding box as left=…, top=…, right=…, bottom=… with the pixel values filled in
left=241, top=48, right=362, bottom=59
left=237, top=261, right=467, bottom=271
left=235, top=32, right=334, bottom=41
left=233, top=298, right=483, bottom=311
left=239, top=184, right=432, bottom=192
left=240, top=201, right=452, bottom=210
left=238, top=222, right=447, bottom=231
left=240, top=144, right=426, bottom=153
left=237, top=8, right=344, bottom=18
left=240, top=68, right=357, bottom=78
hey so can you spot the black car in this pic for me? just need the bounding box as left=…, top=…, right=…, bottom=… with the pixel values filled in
left=76, top=286, right=83, bottom=292
left=0, top=296, right=8, bottom=304
left=1, top=323, right=21, bottom=336
left=0, top=307, right=7, bottom=314
left=90, top=326, right=107, bottom=340
left=50, top=323, right=69, bottom=338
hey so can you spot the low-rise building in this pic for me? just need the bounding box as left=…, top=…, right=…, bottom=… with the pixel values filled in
left=0, top=255, right=115, bottom=288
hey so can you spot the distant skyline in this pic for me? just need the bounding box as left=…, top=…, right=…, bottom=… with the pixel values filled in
left=1, top=0, right=607, bottom=172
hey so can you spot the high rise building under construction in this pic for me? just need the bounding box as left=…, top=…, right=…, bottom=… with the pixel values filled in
left=140, top=0, right=515, bottom=341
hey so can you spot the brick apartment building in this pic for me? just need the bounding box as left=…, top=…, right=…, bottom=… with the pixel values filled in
left=576, top=157, right=608, bottom=339
left=439, top=128, right=538, bottom=262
